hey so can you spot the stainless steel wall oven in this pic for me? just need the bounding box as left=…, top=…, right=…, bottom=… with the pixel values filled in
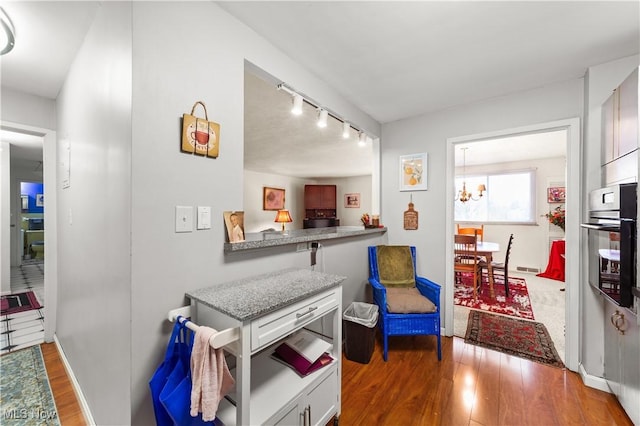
left=581, top=183, right=637, bottom=310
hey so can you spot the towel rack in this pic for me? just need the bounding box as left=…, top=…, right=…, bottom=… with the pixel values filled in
left=167, top=306, right=240, bottom=351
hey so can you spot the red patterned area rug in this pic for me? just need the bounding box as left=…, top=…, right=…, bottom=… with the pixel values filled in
left=454, top=274, right=534, bottom=320
left=0, top=291, right=41, bottom=315
left=465, top=310, right=564, bottom=368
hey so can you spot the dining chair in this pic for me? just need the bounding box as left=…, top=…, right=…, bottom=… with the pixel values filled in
left=481, top=233, right=514, bottom=296
left=456, top=224, right=484, bottom=242
left=454, top=232, right=482, bottom=300
left=368, top=245, right=442, bottom=361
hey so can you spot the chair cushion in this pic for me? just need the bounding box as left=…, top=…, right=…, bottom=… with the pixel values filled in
left=376, top=245, right=415, bottom=287
left=386, top=287, right=436, bottom=313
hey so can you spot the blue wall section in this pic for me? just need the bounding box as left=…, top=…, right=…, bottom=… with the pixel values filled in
left=20, top=182, right=44, bottom=213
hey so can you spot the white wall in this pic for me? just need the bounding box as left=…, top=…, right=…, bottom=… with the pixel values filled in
left=582, top=55, right=639, bottom=376
left=1, top=88, right=56, bottom=130
left=128, top=3, right=382, bottom=424
left=243, top=170, right=308, bottom=232
left=381, top=78, right=583, bottom=292
left=318, top=175, right=373, bottom=226
left=56, top=3, right=132, bottom=424
left=0, top=142, right=9, bottom=293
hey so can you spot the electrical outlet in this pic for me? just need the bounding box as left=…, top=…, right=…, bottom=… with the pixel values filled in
left=197, top=206, right=211, bottom=230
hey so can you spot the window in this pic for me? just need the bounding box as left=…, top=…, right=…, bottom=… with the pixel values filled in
left=455, top=170, right=536, bottom=224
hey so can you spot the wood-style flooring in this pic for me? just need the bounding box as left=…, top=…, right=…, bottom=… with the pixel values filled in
left=340, top=335, right=633, bottom=426
left=40, top=336, right=633, bottom=426
left=40, top=342, right=86, bottom=425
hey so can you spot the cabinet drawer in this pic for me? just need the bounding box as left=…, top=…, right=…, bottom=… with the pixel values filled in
left=251, top=289, right=338, bottom=352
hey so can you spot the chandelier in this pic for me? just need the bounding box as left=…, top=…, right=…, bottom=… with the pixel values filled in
left=455, top=147, right=486, bottom=203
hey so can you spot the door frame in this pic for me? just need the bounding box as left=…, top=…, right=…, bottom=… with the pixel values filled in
left=445, top=117, right=580, bottom=372
left=1, top=120, right=57, bottom=343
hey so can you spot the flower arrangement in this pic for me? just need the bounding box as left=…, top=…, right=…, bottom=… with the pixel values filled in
left=545, top=206, right=565, bottom=231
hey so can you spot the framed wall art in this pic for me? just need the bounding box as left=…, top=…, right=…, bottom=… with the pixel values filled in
left=36, top=193, right=44, bottom=207
left=344, top=193, right=360, bottom=208
left=263, top=187, right=285, bottom=210
left=399, top=153, right=428, bottom=191
left=547, top=186, right=566, bottom=203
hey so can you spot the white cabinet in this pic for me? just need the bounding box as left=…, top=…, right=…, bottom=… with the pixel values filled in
left=603, top=302, right=640, bottom=426
left=602, top=67, right=639, bottom=185
left=187, top=269, right=344, bottom=426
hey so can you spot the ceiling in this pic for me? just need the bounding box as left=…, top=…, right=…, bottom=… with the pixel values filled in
left=2, top=2, right=638, bottom=176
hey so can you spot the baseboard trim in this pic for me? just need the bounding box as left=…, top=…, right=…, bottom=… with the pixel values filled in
left=579, top=363, right=611, bottom=393
left=53, top=335, right=96, bottom=425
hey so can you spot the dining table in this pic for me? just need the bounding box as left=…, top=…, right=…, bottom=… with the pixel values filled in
left=476, top=241, right=501, bottom=298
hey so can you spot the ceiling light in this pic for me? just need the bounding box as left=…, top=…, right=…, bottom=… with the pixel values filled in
left=0, top=7, right=15, bottom=55
left=291, top=93, right=303, bottom=115
left=317, top=109, right=328, bottom=128
left=342, top=122, right=350, bottom=139
left=455, top=147, right=486, bottom=203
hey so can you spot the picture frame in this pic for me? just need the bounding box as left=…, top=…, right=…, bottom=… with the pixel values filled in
left=223, top=211, right=245, bottom=243
left=547, top=186, right=566, bottom=203
left=399, top=153, right=428, bottom=191
left=21, top=195, right=28, bottom=211
left=344, top=193, right=360, bottom=208
left=36, top=193, right=44, bottom=207
left=263, top=187, right=285, bottom=210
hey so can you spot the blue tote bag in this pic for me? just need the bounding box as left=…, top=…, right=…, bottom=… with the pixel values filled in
left=150, top=319, right=191, bottom=426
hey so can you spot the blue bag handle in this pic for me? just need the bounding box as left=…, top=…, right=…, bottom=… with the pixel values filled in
left=163, top=319, right=184, bottom=363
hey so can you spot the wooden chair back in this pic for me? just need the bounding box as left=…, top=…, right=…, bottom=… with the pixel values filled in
left=457, top=224, right=484, bottom=242
left=454, top=232, right=481, bottom=299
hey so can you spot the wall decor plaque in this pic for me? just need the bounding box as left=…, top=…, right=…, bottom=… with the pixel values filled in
left=181, top=101, right=220, bottom=158
left=403, top=200, right=418, bottom=230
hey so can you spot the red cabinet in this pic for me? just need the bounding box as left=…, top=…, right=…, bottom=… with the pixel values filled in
left=304, top=185, right=338, bottom=228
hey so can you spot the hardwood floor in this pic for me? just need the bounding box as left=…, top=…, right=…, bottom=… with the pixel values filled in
left=38, top=335, right=633, bottom=426
left=340, top=335, right=633, bottom=426
left=40, top=342, right=86, bottom=426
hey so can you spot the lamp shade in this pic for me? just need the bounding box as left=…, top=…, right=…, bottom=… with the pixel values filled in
left=274, top=209, right=293, bottom=231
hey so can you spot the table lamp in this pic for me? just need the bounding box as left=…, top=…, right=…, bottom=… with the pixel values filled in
left=274, top=209, right=293, bottom=232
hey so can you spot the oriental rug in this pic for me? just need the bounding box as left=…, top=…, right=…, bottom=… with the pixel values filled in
left=454, top=274, right=534, bottom=320
left=1, top=291, right=41, bottom=316
left=465, top=310, right=564, bottom=368
left=0, top=345, right=60, bottom=425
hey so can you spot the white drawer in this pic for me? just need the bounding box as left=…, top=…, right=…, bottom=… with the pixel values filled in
left=251, top=288, right=338, bottom=352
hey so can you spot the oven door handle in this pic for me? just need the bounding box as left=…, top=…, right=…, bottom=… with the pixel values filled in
left=580, top=223, right=620, bottom=231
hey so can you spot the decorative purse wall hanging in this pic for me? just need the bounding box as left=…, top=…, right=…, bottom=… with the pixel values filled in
left=181, top=101, right=220, bottom=158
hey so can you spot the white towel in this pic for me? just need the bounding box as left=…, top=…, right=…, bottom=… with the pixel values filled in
left=190, top=326, right=235, bottom=421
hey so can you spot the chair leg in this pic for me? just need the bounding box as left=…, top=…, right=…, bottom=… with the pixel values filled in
left=436, top=332, right=442, bottom=361
left=383, top=332, right=389, bottom=361
left=504, top=270, right=509, bottom=296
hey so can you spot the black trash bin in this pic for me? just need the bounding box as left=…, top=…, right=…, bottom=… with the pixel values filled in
left=343, top=302, right=379, bottom=364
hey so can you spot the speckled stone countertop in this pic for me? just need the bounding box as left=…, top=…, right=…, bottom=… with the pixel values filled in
left=186, top=268, right=346, bottom=321
left=224, top=226, right=386, bottom=253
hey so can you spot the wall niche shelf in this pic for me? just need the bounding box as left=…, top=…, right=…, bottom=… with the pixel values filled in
left=224, top=226, right=387, bottom=254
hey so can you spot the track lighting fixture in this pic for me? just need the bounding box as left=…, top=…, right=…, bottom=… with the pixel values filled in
left=291, top=93, right=303, bottom=116
left=0, top=7, right=15, bottom=56
left=317, top=109, right=328, bottom=128
left=358, top=132, right=367, bottom=147
left=342, top=122, right=350, bottom=139
left=277, top=82, right=375, bottom=145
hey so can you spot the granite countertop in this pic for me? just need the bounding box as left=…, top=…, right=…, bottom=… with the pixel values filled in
left=224, top=226, right=386, bottom=253
left=186, top=268, right=346, bottom=321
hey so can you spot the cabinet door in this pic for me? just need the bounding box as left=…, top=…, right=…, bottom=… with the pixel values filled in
left=321, top=186, right=337, bottom=209
left=305, top=186, right=322, bottom=209
left=604, top=303, right=622, bottom=397
left=602, top=91, right=616, bottom=165
left=618, top=68, right=638, bottom=159
left=307, top=370, right=338, bottom=426
left=619, top=308, right=640, bottom=425
left=271, top=398, right=304, bottom=426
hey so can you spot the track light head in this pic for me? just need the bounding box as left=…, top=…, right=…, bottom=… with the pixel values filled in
left=317, top=108, right=328, bottom=128
left=291, top=93, right=303, bottom=115
left=342, top=122, right=350, bottom=139
left=358, top=132, right=367, bottom=147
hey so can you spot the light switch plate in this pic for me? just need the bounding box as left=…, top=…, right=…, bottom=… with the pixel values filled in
left=197, top=206, right=211, bottom=230
left=175, top=206, right=193, bottom=233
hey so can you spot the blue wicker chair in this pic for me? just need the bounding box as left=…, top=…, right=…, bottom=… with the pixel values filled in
left=368, top=245, right=442, bottom=361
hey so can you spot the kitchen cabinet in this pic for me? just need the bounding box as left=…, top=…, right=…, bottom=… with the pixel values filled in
left=602, top=67, right=639, bottom=185
left=186, top=269, right=344, bottom=426
left=603, top=302, right=640, bottom=426
left=305, top=185, right=338, bottom=228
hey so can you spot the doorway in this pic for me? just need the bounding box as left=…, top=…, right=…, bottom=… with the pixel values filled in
left=1, top=122, right=57, bottom=344
left=445, top=118, right=581, bottom=372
